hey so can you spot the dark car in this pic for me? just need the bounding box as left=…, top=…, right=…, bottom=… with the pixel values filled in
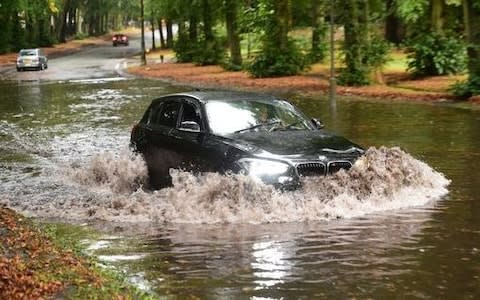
left=130, top=91, right=364, bottom=189
left=16, top=48, right=48, bottom=71
left=112, top=34, right=129, bottom=46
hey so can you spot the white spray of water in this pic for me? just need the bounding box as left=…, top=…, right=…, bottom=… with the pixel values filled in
left=2, top=147, right=450, bottom=224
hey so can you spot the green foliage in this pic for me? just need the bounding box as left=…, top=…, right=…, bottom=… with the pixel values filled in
left=173, top=31, right=197, bottom=62
left=451, top=75, right=480, bottom=99
left=309, top=24, right=328, bottom=63
left=247, top=39, right=307, bottom=77
left=41, top=223, right=157, bottom=299
left=174, top=28, right=226, bottom=65
left=364, top=37, right=392, bottom=68
left=406, top=32, right=466, bottom=76
left=338, top=66, right=371, bottom=86
left=192, top=36, right=226, bottom=66
left=397, top=0, right=429, bottom=24
left=338, top=36, right=390, bottom=86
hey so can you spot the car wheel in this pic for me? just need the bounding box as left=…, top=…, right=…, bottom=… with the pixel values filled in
left=40, top=64, right=45, bottom=71
left=16, top=67, right=21, bottom=72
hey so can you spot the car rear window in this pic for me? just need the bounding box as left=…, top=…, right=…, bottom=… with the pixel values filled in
left=19, top=50, right=37, bottom=56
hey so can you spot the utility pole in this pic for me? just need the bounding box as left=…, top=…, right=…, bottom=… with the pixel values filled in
left=140, top=0, right=146, bottom=65
left=329, top=0, right=336, bottom=112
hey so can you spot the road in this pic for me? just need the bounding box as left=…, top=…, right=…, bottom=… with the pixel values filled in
left=0, top=33, right=150, bottom=82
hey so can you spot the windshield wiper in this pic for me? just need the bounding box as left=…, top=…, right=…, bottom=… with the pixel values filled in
left=234, top=120, right=281, bottom=134
left=269, top=121, right=303, bottom=132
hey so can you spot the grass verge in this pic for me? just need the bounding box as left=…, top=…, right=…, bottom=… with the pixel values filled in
left=0, top=206, right=156, bottom=299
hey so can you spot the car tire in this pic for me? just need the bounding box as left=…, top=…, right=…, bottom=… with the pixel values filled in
left=40, top=64, right=45, bottom=71
left=16, top=67, right=21, bottom=72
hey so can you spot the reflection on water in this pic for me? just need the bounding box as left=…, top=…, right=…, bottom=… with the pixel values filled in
left=1, top=79, right=480, bottom=298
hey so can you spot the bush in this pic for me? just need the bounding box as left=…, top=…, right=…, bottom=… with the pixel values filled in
left=451, top=76, right=480, bottom=99
left=338, top=37, right=390, bottom=86
left=174, top=33, right=225, bottom=66
left=406, top=32, right=466, bottom=77
left=247, top=40, right=307, bottom=77
left=173, top=32, right=197, bottom=63
left=192, top=37, right=226, bottom=66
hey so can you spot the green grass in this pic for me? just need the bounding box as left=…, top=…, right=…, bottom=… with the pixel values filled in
left=39, top=222, right=158, bottom=300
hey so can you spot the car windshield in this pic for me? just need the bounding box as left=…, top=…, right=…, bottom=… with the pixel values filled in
left=19, top=50, right=37, bottom=56
left=205, top=99, right=314, bottom=135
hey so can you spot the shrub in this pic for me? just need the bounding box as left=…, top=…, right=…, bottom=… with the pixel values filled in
left=192, top=37, right=226, bottom=66
left=247, top=39, right=307, bottom=78
left=406, top=32, right=466, bottom=77
left=338, top=37, right=391, bottom=86
left=451, top=75, right=480, bottom=99
left=173, top=32, right=196, bottom=63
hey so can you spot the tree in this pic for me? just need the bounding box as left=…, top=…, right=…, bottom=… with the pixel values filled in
left=310, top=0, right=327, bottom=63
left=454, top=0, right=480, bottom=97
left=338, top=0, right=370, bottom=86
left=225, top=0, right=242, bottom=67
left=248, top=0, right=306, bottom=77
left=399, top=0, right=466, bottom=76
left=385, top=0, right=405, bottom=44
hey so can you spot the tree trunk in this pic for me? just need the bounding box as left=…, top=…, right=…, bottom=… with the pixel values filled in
left=202, top=0, right=214, bottom=43
left=225, top=0, right=242, bottom=66
left=431, top=0, right=444, bottom=34
left=464, top=0, right=480, bottom=78
left=166, top=19, right=174, bottom=48
left=311, top=0, right=325, bottom=62
left=341, top=0, right=371, bottom=85
left=385, top=0, right=404, bottom=44
left=151, top=15, right=156, bottom=50
left=189, top=14, right=198, bottom=42
left=59, top=0, right=71, bottom=42
left=158, top=18, right=166, bottom=48
left=274, top=0, right=290, bottom=51
left=343, top=0, right=361, bottom=72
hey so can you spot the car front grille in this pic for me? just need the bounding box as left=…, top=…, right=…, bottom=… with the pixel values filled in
left=296, top=162, right=326, bottom=177
left=296, top=161, right=353, bottom=177
left=327, top=161, right=352, bottom=174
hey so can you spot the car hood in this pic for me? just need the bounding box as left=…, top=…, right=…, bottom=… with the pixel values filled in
left=225, top=130, right=363, bottom=160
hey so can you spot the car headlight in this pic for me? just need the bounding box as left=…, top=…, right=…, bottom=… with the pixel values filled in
left=237, top=158, right=291, bottom=180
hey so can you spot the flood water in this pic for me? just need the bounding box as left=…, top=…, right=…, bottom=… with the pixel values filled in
left=1, top=78, right=479, bottom=298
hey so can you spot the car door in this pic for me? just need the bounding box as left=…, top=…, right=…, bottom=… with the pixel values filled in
left=143, top=98, right=183, bottom=186
left=167, top=98, right=208, bottom=172
left=173, top=98, right=233, bottom=174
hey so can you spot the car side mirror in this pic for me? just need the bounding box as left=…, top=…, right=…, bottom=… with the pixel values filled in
left=179, top=121, right=201, bottom=132
left=311, top=118, right=325, bottom=129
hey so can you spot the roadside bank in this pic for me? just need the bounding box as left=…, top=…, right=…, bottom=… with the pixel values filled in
left=127, top=50, right=479, bottom=104
left=0, top=206, right=154, bottom=299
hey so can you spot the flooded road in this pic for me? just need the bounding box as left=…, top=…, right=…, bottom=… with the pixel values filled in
left=1, top=71, right=479, bottom=297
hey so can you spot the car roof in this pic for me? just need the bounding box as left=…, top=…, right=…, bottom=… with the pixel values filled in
left=19, top=48, right=39, bottom=52
left=153, top=90, right=280, bottom=104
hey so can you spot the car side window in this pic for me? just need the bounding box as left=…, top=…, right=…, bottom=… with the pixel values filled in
left=179, top=102, right=201, bottom=126
left=153, top=101, right=181, bottom=128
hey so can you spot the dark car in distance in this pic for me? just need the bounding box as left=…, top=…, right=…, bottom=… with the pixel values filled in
left=130, top=91, right=364, bottom=189
left=112, top=34, right=129, bottom=46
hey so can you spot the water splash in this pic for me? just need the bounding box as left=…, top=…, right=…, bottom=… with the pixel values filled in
left=1, top=147, right=449, bottom=224
left=66, top=150, right=148, bottom=194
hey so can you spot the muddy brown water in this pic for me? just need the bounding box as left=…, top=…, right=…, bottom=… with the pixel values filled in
left=0, top=78, right=479, bottom=298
